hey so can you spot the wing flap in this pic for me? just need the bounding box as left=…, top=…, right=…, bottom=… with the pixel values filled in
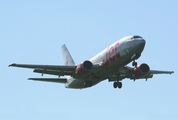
left=28, top=78, right=67, bottom=83
left=33, top=68, right=73, bottom=76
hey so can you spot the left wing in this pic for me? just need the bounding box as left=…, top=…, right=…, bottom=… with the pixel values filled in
left=108, top=66, right=174, bottom=81
left=9, top=63, right=76, bottom=76
left=9, top=63, right=103, bottom=77
left=28, top=78, right=67, bottom=83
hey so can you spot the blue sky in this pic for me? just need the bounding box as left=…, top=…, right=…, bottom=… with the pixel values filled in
left=1, top=0, right=178, bottom=120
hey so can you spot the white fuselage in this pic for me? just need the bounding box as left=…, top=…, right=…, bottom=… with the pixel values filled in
left=66, top=35, right=146, bottom=88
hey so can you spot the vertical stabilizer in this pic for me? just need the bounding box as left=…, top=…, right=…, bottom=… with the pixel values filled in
left=61, top=44, right=75, bottom=66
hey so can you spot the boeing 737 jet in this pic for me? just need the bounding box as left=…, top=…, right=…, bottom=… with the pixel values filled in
left=9, top=35, right=174, bottom=89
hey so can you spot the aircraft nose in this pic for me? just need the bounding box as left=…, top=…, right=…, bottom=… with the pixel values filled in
left=136, top=39, right=146, bottom=53
left=129, top=39, right=146, bottom=54
left=139, top=39, right=146, bottom=46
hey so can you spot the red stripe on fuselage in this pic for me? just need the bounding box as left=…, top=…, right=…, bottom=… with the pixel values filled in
left=103, top=41, right=120, bottom=66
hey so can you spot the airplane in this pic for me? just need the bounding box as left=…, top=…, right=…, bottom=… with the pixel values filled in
left=9, top=35, right=174, bottom=89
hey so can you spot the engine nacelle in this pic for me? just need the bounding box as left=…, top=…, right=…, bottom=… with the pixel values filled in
left=132, top=63, right=150, bottom=79
left=75, top=60, right=93, bottom=76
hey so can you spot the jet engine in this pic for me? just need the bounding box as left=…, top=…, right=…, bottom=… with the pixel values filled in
left=132, top=63, right=150, bottom=79
left=75, top=60, right=93, bottom=76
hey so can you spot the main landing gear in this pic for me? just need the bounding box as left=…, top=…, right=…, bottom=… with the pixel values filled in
left=113, top=81, right=122, bottom=89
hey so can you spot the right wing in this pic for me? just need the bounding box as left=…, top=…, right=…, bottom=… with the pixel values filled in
left=108, top=66, right=174, bottom=81
left=149, top=70, right=174, bottom=75
left=9, top=63, right=76, bottom=76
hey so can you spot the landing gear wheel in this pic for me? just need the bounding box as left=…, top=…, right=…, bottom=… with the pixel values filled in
left=132, top=61, right=137, bottom=67
left=113, top=82, right=122, bottom=89
left=131, top=53, right=140, bottom=67
left=113, top=82, right=118, bottom=88
left=117, top=82, right=122, bottom=89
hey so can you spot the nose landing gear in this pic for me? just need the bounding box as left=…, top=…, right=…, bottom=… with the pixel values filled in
left=131, top=53, right=140, bottom=67
left=132, top=61, right=137, bottom=67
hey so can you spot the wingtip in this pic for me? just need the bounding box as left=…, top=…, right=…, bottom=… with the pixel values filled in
left=8, top=63, right=16, bottom=67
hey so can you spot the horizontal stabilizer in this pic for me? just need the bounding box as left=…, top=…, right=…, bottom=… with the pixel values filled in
left=28, top=78, right=67, bottom=83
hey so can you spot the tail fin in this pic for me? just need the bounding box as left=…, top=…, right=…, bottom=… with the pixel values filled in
left=61, top=44, right=75, bottom=66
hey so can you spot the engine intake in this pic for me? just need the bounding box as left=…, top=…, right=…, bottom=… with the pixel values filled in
left=75, top=60, right=93, bottom=76
left=132, top=63, right=150, bottom=79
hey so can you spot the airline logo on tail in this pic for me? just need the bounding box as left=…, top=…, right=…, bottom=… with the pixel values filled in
left=62, top=44, right=75, bottom=66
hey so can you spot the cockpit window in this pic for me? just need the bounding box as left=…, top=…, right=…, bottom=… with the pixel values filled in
left=133, top=35, right=142, bottom=39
